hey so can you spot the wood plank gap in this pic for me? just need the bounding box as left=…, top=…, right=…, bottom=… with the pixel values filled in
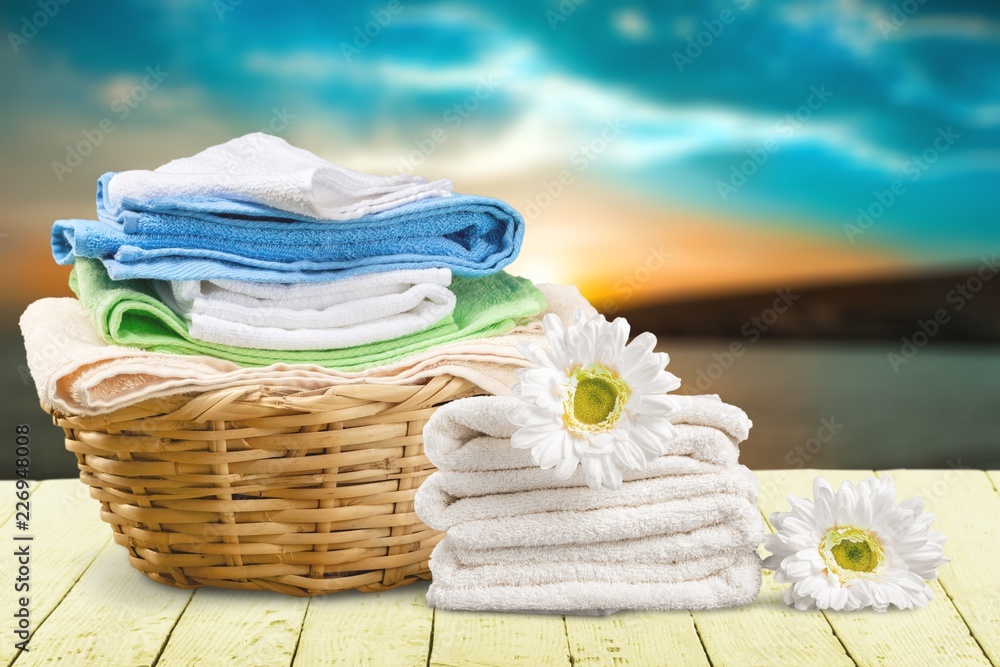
left=0, top=480, right=42, bottom=528
left=689, top=612, right=716, bottom=667
left=149, top=589, right=197, bottom=667
left=560, top=616, right=574, bottom=667
left=986, top=471, right=1000, bottom=496
left=931, top=578, right=994, bottom=667
left=822, top=616, right=861, bottom=667
left=425, top=607, right=436, bottom=667
left=288, top=597, right=312, bottom=667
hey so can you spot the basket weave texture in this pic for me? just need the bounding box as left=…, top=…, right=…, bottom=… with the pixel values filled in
left=49, top=375, right=485, bottom=596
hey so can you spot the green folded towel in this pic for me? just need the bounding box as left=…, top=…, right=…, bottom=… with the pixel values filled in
left=69, top=257, right=546, bottom=370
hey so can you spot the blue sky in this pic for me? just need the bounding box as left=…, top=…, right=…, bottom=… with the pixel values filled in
left=1, top=0, right=998, bottom=302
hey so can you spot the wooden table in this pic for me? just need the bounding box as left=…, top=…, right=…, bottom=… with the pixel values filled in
left=4, top=470, right=999, bottom=666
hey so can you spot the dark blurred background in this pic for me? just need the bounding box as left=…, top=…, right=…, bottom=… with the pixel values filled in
left=1, top=1, right=997, bottom=479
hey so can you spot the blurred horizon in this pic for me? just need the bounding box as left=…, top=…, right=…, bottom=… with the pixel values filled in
left=1, top=0, right=998, bottom=476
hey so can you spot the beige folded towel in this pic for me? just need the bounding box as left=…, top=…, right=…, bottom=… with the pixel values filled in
left=20, top=284, right=594, bottom=416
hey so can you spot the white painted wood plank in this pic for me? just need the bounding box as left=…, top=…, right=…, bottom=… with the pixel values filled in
left=157, top=589, right=308, bottom=667
left=694, top=568, right=854, bottom=667
left=430, top=608, right=570, bottom=667
left=294, top=583, right=432, bottom=667
left=881, top=469, right=1000, bottom=665
left=565, top=611, right=710, bottom=667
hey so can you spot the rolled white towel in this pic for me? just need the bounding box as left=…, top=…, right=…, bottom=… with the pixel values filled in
left=423, top=394, right=752, bottom=472
left=427, top=539, right=762, bottom=614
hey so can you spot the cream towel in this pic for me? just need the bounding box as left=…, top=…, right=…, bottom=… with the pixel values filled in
left=20, top=284, right=595, bottom=416
left=415, top=466, right=758, bottom=530
left=427, top=539, right=762, bottom=614
left=439, top=493, right=761, bottom=551
left=106, top=133, right=452, bottom=220
left=152, top=268, right=456, bottom=350
left=422, top=394, right=752, bottom=472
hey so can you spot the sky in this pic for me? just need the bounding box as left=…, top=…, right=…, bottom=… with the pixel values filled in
left=1, top=0, right=998, bottom=312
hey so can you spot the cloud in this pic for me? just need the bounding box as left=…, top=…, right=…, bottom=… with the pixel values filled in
left=613, top=8, right=653, bottom=41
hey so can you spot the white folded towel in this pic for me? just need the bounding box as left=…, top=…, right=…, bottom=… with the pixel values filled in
left=19, top=284, right=596, bottom=416
left=152, top=268, right=456, bottom=350
left=427, top=539, right=762, bottom=614
left=433, top=538, right=753, bottom=588
left=417, top=454, right=735, bottom=499
left=416, top=466, right=758, bottom=530
left=439, top=493, right=761, bottom=551
left=107, top=133, right=453, bottom=220
left=422, top=394, right=752, bottom=472
left=453, top=514, right=765, bottom=567
left=413, top=380, right=762, bottom=614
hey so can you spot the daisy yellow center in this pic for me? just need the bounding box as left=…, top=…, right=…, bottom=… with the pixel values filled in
left=821, top=526, right=886, bottom=582
left=563, top=365, right=630, bottom=434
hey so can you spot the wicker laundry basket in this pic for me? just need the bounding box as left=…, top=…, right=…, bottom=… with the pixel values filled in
left=48, top=375, right=485, bottom=597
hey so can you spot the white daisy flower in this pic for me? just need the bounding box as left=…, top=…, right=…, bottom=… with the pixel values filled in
left=509, top=311, right=681, bottom=491
left=763, top=475, right=947, bottom=612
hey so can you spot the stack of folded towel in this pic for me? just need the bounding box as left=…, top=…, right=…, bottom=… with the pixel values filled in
left=22, top=133, right=569, bottom=412
left=415, top=394, right=764, bottom=614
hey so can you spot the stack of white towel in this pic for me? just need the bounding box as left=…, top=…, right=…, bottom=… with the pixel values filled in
left=414, top=394, right=764, bottom=615
left=152, top=268, right=457, bottom=351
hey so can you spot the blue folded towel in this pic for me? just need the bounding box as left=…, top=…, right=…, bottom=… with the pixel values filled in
left=52, top=174, right=524, bottom=282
